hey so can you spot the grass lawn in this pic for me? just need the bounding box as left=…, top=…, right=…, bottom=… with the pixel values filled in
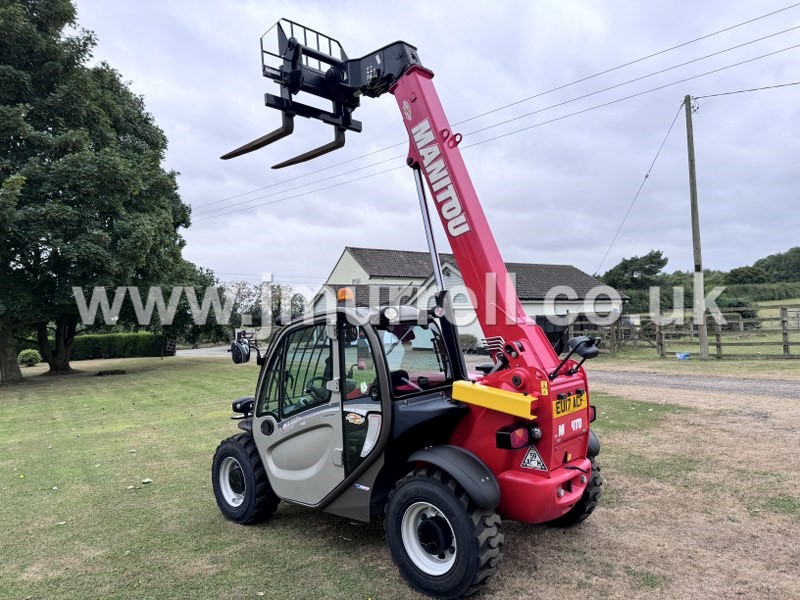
left=0, top=357, right=411, bottom=600
left=2, top=356, right=799, bottom=599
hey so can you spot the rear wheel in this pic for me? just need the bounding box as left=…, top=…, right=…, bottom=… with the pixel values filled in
left=385, top=468, right=504, bottom=599
left=212, top=433, right=279, bottom=524
left=547, top=457, right=603, bottom=527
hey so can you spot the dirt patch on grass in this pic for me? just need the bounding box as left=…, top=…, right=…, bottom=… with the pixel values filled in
left=549, top=377, right=800, bottom=600
left=20, top=543, right=105, bottom=582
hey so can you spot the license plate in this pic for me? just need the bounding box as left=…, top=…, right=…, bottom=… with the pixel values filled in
left=553, top=394, right=586, bottom=418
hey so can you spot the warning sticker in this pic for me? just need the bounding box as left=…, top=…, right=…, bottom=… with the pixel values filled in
left=520, top=446, right=547, bottom=471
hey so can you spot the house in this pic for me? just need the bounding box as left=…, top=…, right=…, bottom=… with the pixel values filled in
left=315, top=247, right=622, bottom=341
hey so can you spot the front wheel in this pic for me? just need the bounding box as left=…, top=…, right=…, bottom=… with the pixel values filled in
left=211, top=433, right=279, bottom=524
left=385, top=468, right=504, bottom=599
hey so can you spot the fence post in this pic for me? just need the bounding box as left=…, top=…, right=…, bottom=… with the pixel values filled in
left=781, top=307, right=790, bottom=358
left=656, top=324, right=664, bottom=357
left=567, top=311, right=574, bottom=340
left=610, top=320, right=618, bottom=357
left=715, top=323, right=722, bottom=359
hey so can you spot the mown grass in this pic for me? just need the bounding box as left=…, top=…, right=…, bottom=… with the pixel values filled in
left=0, top=357, right=415, bottom=600
left=3, top=360, right=796, bottom=599
left=589, top=393, right=686, bottom=434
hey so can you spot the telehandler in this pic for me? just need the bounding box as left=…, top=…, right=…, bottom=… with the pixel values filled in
left=213, top=20, right=602, bottom=599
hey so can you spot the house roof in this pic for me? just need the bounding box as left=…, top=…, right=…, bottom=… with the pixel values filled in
left=345, top=247, right=606, bottom=301
left=320, top=284, right=419, bottom=308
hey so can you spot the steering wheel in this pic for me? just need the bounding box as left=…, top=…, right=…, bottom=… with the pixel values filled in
left=304, top=376, right=329, bottom=403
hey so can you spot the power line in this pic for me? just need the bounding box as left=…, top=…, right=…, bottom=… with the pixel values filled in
left=594, top=102, right=685, bottom=276
left=197, top=28, right=800, bottom=218
left=193, top=3, right=800, bottom=211
left=456, top=2, right=800, bottom=126
left=462, top=42, right=800, bottom=149
left=463, top=25, right=800, bottom=138
left=198, top=42, right=800, bottom=223
left=694, top=80, right=800, bottom=98
left=196, top=165, right=405, bottom=221
left=193, top=153, right=403, bottom=216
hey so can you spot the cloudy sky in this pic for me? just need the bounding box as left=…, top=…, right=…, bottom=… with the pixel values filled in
left=72, top=0, right=799, bottom=293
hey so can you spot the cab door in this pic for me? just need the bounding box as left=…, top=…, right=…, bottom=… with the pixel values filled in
left=253, top=321, right=345, bottom=506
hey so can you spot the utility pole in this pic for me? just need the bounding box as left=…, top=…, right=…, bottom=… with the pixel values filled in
left=684, top=94, right=709, bottom=359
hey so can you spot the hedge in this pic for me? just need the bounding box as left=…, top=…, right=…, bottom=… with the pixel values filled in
left=70, top=332, right=169, bottom=360
left=724, top=282, right=800, bottom=303
left=17, top=332, right=170, bottom=361
left=622, top=281, right=800, bottom=314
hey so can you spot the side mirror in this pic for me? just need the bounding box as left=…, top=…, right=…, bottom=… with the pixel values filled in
left=229, top=338, right=251, bottom=364
left=568, top=336, right=600, bottom=360
left=549, top=336, right=601, bottom=380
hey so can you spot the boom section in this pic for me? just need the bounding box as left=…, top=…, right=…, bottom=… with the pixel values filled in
left=390, top=66, right=559, bottom=372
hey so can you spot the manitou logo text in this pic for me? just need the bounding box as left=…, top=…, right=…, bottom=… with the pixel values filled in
left=412, top=118, right=471, bottom=237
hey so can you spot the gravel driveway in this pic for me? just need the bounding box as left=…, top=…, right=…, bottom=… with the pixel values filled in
left=586, top=369, right=800, bottom=399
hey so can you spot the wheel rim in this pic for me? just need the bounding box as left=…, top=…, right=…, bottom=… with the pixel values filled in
left=400, top=501, right=457, bottom=576
left=219, top=456, right=246, bottom=508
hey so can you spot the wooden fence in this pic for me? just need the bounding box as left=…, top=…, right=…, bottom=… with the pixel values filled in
left=565, top=304, right=800, bottom=359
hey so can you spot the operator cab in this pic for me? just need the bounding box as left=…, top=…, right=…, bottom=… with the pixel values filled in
left=231, top=303, right=464, bottom=514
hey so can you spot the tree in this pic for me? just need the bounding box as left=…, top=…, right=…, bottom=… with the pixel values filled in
left=0, top=175, right=29, bottom=382
left=0, top=0, right=190, bottom=376
left=753, top=247, right=800, bottom=282
left=726, top=266, right=774, bottom=285
left=601, top=250, right=669, bottom=290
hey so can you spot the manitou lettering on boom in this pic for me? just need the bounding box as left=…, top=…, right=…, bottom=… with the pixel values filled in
left=411, top=118, right=471, bottom=237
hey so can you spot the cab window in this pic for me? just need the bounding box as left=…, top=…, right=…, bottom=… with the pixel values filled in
left=341, top=326, right=382, bottom=475
left=256, top=323, right=333, bottom=418
left=377, top=322, right=452, bottom=396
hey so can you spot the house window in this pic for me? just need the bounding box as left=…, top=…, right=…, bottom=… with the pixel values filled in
left=352, top=278, right=361, bottom=285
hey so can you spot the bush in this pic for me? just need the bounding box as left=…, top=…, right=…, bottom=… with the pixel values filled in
left=715, top=296, right=760, bottom=330
left=724, top=282, right=800, bottom=302
left=17, top=349, right=42, bottom=367
left=459, top=333, right=478, bottom=352
left=69, top=332, right=169, bottom=360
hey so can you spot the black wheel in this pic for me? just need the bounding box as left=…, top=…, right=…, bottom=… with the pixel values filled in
left=547, top=457, right=603, bottom=527
left=385, top=468, right=504, bottom=599
left=211, top=433, right=279, bottom=524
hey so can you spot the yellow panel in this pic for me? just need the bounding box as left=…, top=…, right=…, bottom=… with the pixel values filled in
left=451, top=380, right=538, bottom=420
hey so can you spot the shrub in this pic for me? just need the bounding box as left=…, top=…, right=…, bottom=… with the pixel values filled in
left=459, top=333, right=478, bottom=352
left=715, top=296, right=760, bottom=330
left=18, top=349, right=42, bottom=367
left=69, top=332, right=168, bottom=360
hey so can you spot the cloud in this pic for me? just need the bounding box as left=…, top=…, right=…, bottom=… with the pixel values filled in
left=73, top=0, right=800, bottom=287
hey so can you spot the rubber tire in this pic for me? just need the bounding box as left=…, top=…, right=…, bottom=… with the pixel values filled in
left=212, top=433, right=279, bottom=524
left=547, top=457, right=603, bottom=527
left=385, top=467, right=504, bottom=599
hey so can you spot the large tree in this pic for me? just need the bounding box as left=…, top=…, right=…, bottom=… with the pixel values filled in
left=601, top=250, right=669, bottom=291
left=0, top=0, right=190, bottom=377
left=754, top=247, right=800, bottom=283
left=726, top=265, right=774, bottom=285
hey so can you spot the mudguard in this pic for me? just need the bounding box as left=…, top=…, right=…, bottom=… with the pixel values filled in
left=408, top=444, right=500, bottom=509
left=588, top=430, right=601, bottom=457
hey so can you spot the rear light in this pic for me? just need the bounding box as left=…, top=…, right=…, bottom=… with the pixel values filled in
left=589, top=405, right=597, bottom=423
left=496, top=423, right=539, bottom=449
